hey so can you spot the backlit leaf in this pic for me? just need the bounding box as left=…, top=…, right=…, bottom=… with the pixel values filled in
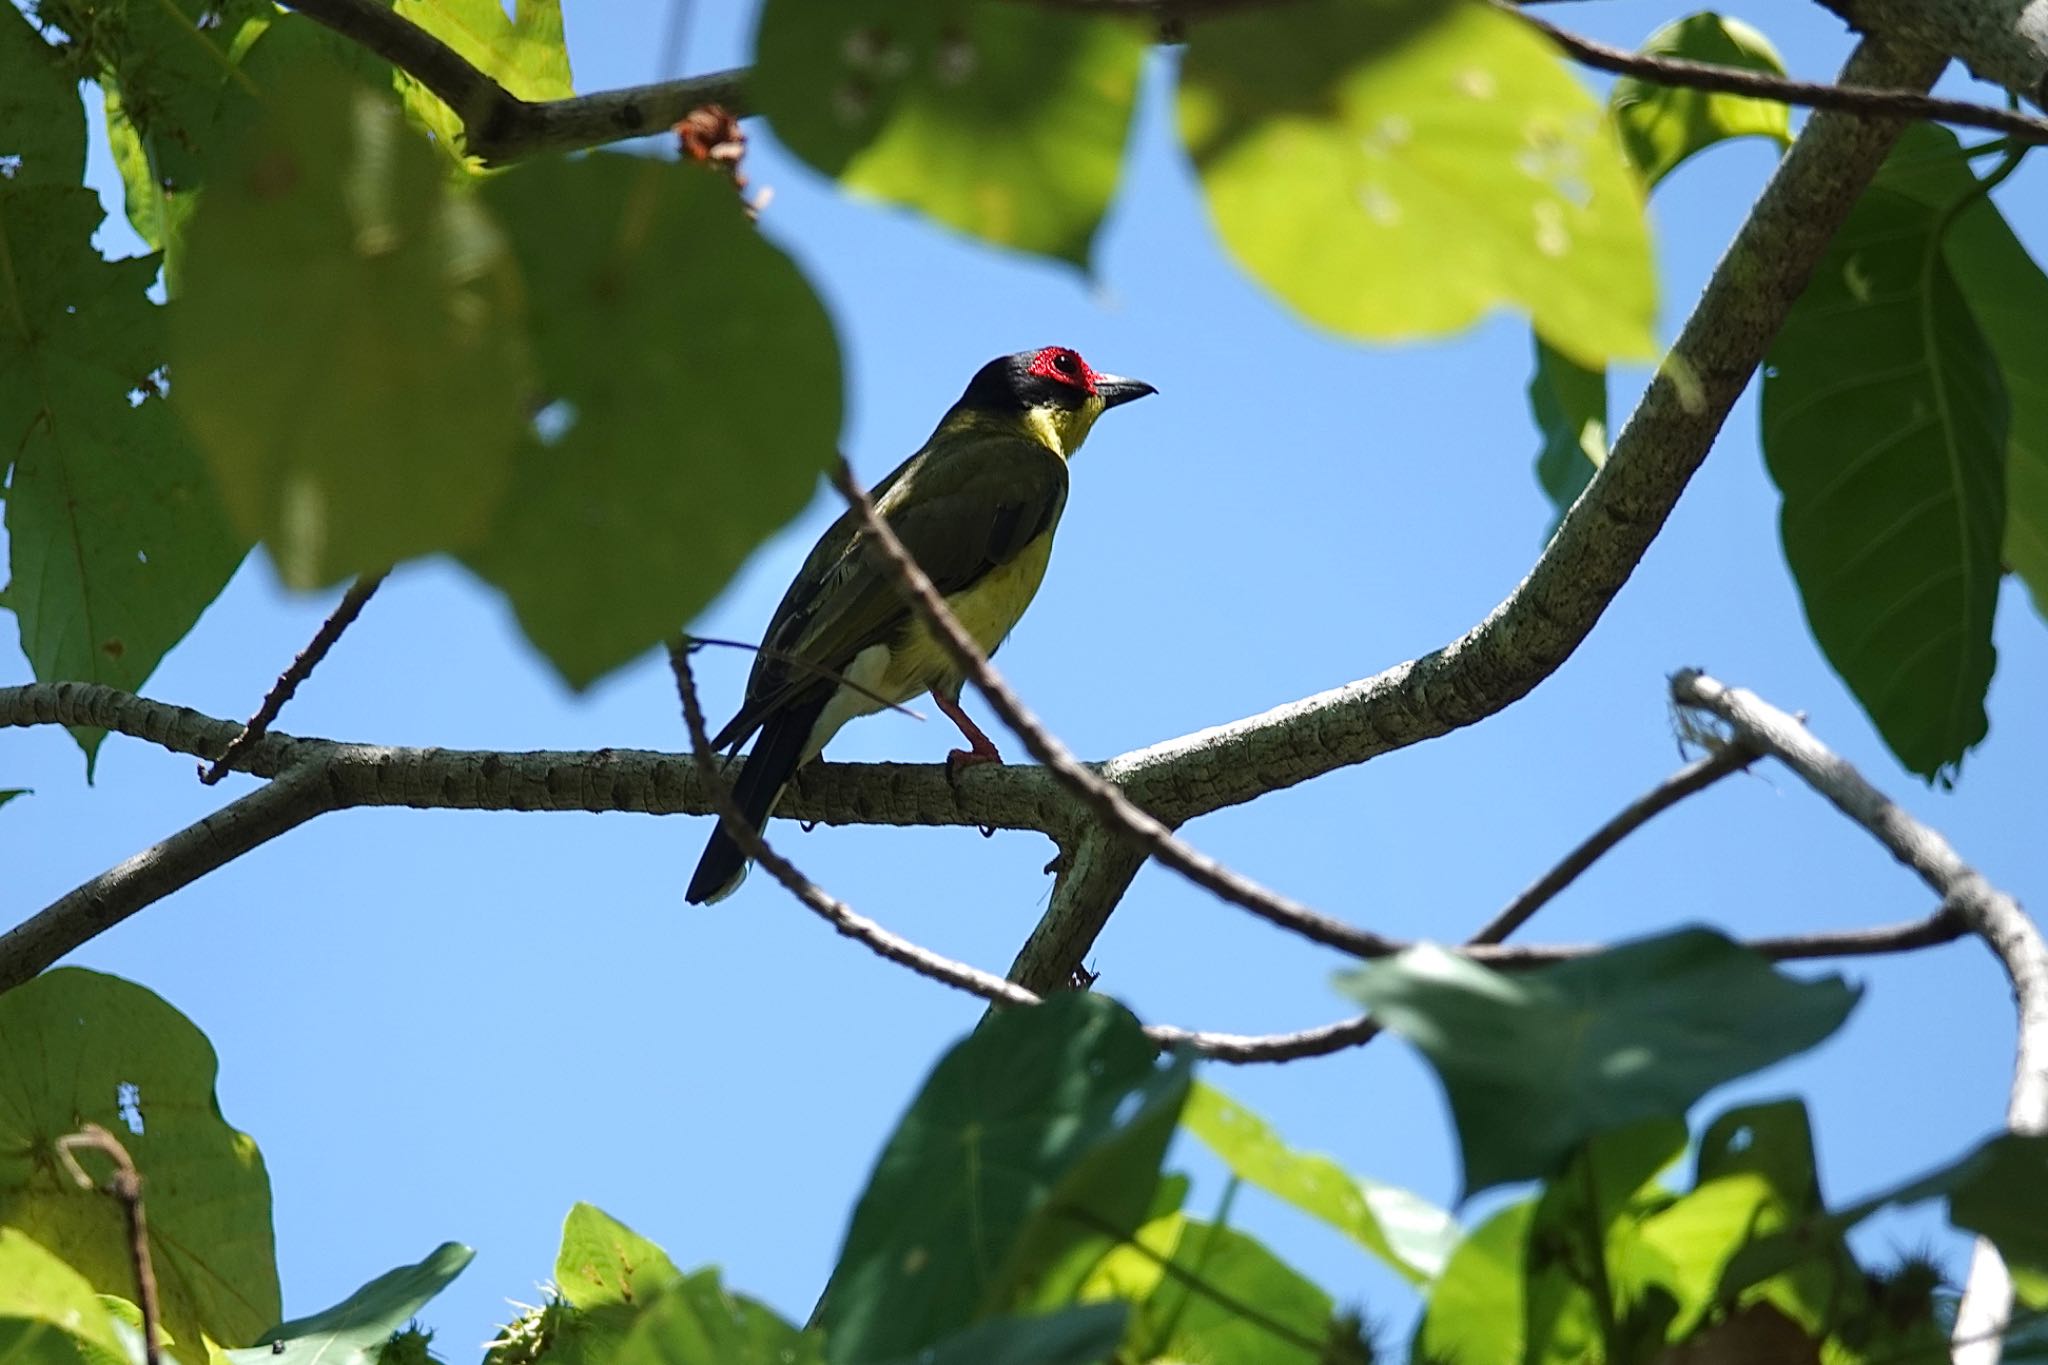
left=392, top=0, right=572, bottom=161
left=0, top=6, right=85, bottom=186
left=1611, top=13, right=1790, bottom=187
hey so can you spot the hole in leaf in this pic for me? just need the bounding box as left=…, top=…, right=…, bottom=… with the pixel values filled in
left=117, top=1081, right=144, bottom=1134
left=531, top=399, right=577, bottom=446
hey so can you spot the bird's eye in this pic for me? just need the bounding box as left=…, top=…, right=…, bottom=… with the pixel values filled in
left=1053, top=351, right=1077, bottom=374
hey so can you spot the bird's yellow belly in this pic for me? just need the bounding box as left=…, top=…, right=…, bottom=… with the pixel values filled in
left=880, top=531, right=1055, bottom=698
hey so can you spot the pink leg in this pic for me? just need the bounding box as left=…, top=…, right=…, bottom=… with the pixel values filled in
left=930, top=689, right=1002, bottom=776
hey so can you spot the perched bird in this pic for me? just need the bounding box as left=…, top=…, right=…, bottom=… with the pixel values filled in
left=685, top=346, right=1155, bottom=905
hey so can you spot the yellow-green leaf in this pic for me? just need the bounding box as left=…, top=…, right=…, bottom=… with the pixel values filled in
left=1612, top=13, right=1791, bottom=187
left=393, top=0, right=572, bottom=161
left=1179, top=0, right=1656, bottom=367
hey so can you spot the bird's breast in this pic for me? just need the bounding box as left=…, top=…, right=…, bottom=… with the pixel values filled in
left=883, top=529, right=1056, bottom=695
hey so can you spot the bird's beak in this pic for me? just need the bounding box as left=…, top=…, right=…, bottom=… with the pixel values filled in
left=1095, top=375, right=1157, bottom=409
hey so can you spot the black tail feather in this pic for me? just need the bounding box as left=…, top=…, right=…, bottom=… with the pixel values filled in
left=685, top=695, right=828, bottom=904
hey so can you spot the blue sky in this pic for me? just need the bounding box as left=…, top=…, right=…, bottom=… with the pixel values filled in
left=9, top=0, right=2048, bottom=1348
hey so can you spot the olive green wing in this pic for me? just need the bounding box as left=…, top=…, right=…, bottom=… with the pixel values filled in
left=710, top=435, right=1068, bottom=749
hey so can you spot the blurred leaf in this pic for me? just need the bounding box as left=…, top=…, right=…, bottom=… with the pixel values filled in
left=874, top=1304, right=1126, bottom=1365
left=754, top=0, right=1143, bottom=265
left=464, top=154, right=841, bottom=688
left=1179, top=0, right=1655, bottom=367
left=1874, top=125, right=2048, bottom=626
left=0, top=1228, right=132, bottom=1365
left=1113, top=1216, right=1341, bottom=1365
left=0, top=789, right=29, bottom=810
left=581, top=1268, right=820, bottom=1365
left=1, top=187, right=249, bottom=768
left=0, top=5, right=85, bottom=185
left=1762, top=184, right=2005, bottom=782
left=1413, top=1200, right=1535, bottom=1365
left=1695, top=1099, right=1821, bottom=1211
left=1611, top=13, right=1790, bottom=187
left=225, top=1244, right=472, bottom=1365
left=0, top=968, right=279, bottom=1350
left=553, top=1204, right=683, bottom=1309
left=392, top=0, right=572, bottom=160
left=1528, top=334, right=1608, bottom=525
left=814, top=994, right=1190, bottom=1364
left=1180, top=1082, right=1458, bottom=1283
left=173, top=54, right=529, bottom=589
left=1336, top=928, right=1859, bottom=1195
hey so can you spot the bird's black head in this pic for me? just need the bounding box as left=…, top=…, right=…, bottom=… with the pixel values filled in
left=946, top=347, right=1155, bottom=456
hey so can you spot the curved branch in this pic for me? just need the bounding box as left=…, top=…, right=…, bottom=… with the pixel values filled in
left=0, top=769, right=335, bottom=992
left=1670, top=669, right=2046, bottom=1365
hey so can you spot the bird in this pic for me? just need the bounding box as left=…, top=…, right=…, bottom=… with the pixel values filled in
left=685, top=346, right=1156, bottom=905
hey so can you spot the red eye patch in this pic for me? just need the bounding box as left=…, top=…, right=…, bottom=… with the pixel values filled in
left=1027, top=346, right=1098, bottom=394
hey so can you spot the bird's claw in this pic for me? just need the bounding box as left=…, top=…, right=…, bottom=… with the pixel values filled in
left=946, top=747, right=1002, bottom=782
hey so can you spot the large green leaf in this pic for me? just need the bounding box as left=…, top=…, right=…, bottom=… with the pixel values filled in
left=464, top=154, right=841, bottom=688
left=1762, top=182, right=2006, bottom=782
left=1610, top=13, right=1790, bottom=187
left=0, top=969, right=279, bottom=1352
left=813, top=994, right=1190, bottom=1365
left=552, top=1204, right=684, bottom=1309
left=0, top=1228, right=132, bottom=1365
left=0, top=6, right=85, bottom=186
left=1179, top=0, right=1655, bottom=368
left=1873, top=125, right=2048, bottom=626
left=391, top=0, right=572, bottom=161
left=754, top=0, right=1144, bottom=265
left=224, top=1244, right=473, bottom=1365
left=171, top=52, right=529, bottom=590
left=874, top=1305, right=1126, bottom=1365
left=1528, top=335, right=1608, bottom=526
left=1180, top=1082, right=1457, bottom=1284
left=1336, top=928, right=1859, bottom=1195
left=1412, top=1200, right=1535, bottom=1365
left=1, top=186, right=249, bottom=766
left=599, top=1270, right=821, bottom=1365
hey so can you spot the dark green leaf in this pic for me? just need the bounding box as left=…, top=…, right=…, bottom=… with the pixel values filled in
left=1179, top=0, right=1655, bottom=367
left=754, top=0, right=1144, bottom=265
left=1, top=187, right=249, bottom=767
left=874, top=1304, right=1126, bottom=1365
left=1762, top=182, right=2005, bottom=782
left=1611, top=13, right=1790, bottom=187
left=552, top=1204, right=684, bottom=1310
left=1412, top=1200, right=1535, bottom=1365
left=1528, top=335, right=1608, bottom=525
left=173, top=53, right=529, bottom=589
left=1336, top=928, right=1859, bottom=1195
left=1695, top=1099, right=1821, bottom=1212
left=464, top=154, right=841, bottom=688
left=814, top=994, right=1190, bottom=1364
left=391, top=0, right=572, bottom=161
left=0, top=968, right=279, bottom=1350
left=587, top=1268, right=821, bottom=1365
left=225, top=1244, right=473, bottom=1365
left=1180, top=1082, right=1458, bottom=1283
left=0, top=6, right=85, bottom=186
left=0, top=789, right=28, bottom=810
left=1873, top=125, right=2048, bottom=626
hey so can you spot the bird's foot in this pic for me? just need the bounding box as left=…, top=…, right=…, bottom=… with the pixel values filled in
left=946, top=745, right=1002, bottom=781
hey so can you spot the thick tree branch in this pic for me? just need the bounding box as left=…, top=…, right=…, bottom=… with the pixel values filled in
left=1819, top=0, right=2048, bottom=108
left=1511, top=4, right=2048, bottom=144
left=1670, top=670, right=2046, bottom=1365
left=281, top=0, right=745, bottom=161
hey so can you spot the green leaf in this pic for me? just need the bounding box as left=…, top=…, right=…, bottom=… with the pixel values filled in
left=1528, top=334, right=1608, bottom=525
left=1335, top=928, right=1859, bottom=1196
left=1180, top=1082, right=1457, bottom=1284
left=600, top=1270, right=822, bottom=1365
left=224, top=1244, right=473, bottom=1365
left=873, top=1304, right=1127, bottom=1365
left=1873, top=125, right=2048, bottom=626
left=0, top=788, right=28, bottom=810
left=1610, top=13, right=1790, bottom=187
left=463, top=154, right=841, bottom=688
left=0, top=6, right=85, bottom=186
left=1, top=186, right=249, bottom=767
left=1762, top=183, right=2006, bottom=782
left=391, top=0, right=573, bottom=161
left=171, top=53, right=530, bottom=590
left=1179, top=0, right=1655, bottom=368
left=1412, top=1200, right=1535, bottom=1365
left=0, top=1228, right=133, bottom=1365
left=1117, top=1217, right=1342, bottom=1365
left=552, top=1204, right=684, bottom=1310
left=0, top=968, right=279, bottom=1351
left=813, top=994, right=1190, bottom=1364
left=754, top=0, right=1144, bottom=265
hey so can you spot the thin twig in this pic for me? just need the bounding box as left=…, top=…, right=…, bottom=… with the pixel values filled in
left=200, top=570, right=388, bottom=785
left=666, top=639, right=1042, bottom=1010
left=1669, top=669, right=2047, bottom=1365
left=830, top=460, right=1405, bottom=962
left=1510, top=4, right=2048, bottom=146
left=1470, top=742, right=1761, bottom=945
left=54, top=1125, right=161, bottom=1365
